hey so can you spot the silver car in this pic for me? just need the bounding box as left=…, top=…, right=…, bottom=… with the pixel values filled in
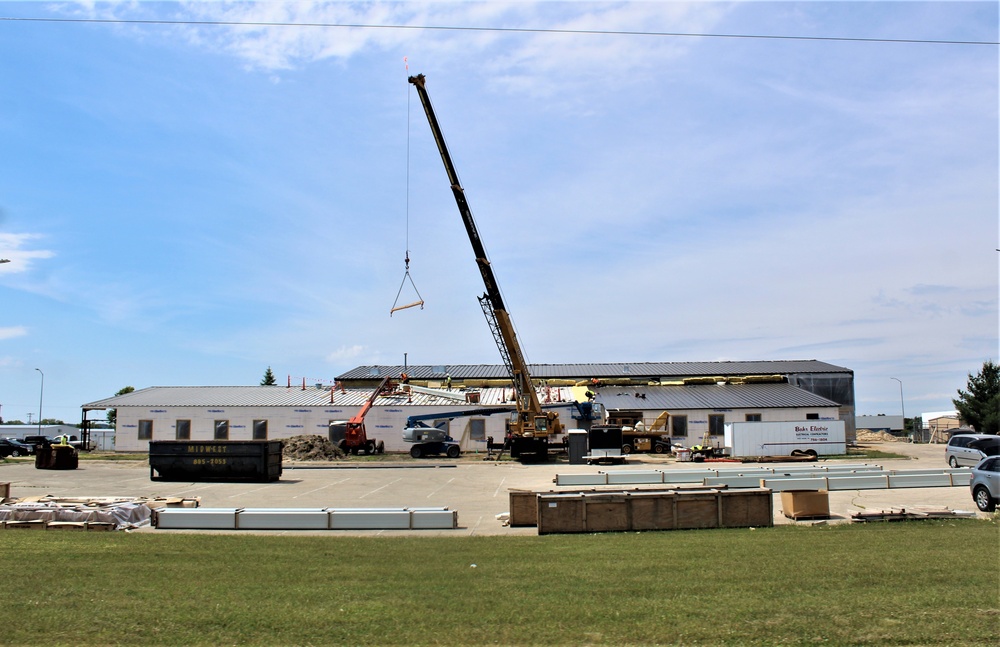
left=945, top=433, right=998, bottom=467
left=970, top=455, right=1000, bottom=512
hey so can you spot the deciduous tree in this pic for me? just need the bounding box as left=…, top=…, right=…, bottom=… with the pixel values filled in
left=107, top=386, right=135, bottom=426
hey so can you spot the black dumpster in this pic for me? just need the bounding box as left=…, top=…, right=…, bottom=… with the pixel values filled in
left=149, top=441, right=283, bottom=482
left=35, top=444, right=79, bottom=470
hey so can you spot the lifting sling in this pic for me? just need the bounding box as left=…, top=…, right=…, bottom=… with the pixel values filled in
left=390, top=251, right=424, bottom=315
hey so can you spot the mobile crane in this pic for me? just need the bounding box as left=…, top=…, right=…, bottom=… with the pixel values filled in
left=327, top=376, right=391, bottom=455
left=408, top=73, right=563, bottom=462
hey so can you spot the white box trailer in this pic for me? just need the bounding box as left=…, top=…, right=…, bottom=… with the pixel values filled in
left=724, top=421, right=846, bottom=458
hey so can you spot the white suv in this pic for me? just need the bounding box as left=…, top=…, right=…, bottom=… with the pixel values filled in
left=945, top=433, right=998, bottom=468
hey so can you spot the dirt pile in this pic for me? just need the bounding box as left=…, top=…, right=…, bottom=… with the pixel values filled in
left=855, top=429, right=904, bottom=443
left=281, top=435, right=345, bottom=461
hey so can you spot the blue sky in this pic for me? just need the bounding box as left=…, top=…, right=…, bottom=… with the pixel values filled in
left=0, top=1, right=996, bottom=424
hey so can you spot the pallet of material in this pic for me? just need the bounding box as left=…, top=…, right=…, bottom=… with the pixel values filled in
left=781, top=490, right=830, bottom=520
left=0, top=496, right=159, bottom=530
left=535, top=487, right=773, bottom=535
left=850, top=507, right=976, bottom=523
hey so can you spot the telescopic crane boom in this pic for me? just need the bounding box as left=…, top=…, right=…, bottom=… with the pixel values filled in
left=408, top=73, right=561, bottom=461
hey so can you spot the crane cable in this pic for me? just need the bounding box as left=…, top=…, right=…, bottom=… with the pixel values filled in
left=391, top=71, right=424, bottom=316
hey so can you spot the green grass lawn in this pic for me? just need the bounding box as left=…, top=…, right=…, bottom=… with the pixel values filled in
left=1, top=520, right=997, bottom=645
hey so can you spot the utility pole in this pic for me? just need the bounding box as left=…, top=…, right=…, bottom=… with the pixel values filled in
left=36, top=368, right=44, bottom=433
left=890, top=377, right=907, bottom=441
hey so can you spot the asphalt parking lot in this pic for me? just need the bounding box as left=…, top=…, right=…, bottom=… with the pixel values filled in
left=0, top=441, right=987, bottom=536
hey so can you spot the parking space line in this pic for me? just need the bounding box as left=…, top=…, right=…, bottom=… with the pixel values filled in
left=293, top=478, right=351, bottom=499
left=469, top=514, right=483, bottom=536
left=167, top=484, right=215, bottom=495
left=493, top=476, right=507, bottom=498
left=358, top=477, right=402, bottom=499
left=426, top=477, right=455, bottom=498
left=228, top=484, right=277, bottom=499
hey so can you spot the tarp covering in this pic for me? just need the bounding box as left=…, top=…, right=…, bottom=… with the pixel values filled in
left=0, top=498, right=156, bottom=529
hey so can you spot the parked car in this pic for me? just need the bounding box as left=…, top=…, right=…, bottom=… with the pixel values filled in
left=0, top=438, right=35, bottom=457
left=20, top=435, right=54, bottom=449
left=945, top=433, right=999, bottom=467
left=970, top=455, right=1000, bottom=512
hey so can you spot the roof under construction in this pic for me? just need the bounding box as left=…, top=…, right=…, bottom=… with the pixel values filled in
left=337, top=359, right=851, bottom=382
left=83, top=382, right=836, bottom=412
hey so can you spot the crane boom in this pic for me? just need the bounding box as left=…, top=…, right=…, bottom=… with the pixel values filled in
left=408, top=73, right=560, bottom=460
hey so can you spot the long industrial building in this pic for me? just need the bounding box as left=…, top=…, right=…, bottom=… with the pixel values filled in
left=83, top=360, right=854, bottom=453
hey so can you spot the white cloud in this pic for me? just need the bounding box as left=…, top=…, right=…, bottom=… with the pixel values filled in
left=326, top=344, right=366, bottom=363
left=0, top=233, right=55, bottom=273
left=0, top=327, right=27, bottom=340
left=76, top=1, right=732, bottom=90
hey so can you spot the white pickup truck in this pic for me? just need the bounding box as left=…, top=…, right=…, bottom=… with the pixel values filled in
left=51, top=434, right=95, bottom=451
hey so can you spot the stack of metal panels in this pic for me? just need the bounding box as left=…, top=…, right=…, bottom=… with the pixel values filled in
left=154, top=506, right=458, bottom=530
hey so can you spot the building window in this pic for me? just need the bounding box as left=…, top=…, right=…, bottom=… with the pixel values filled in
left=806, top=413, right=820, bottom=420
left=176, top=420, right=191, bottom=440
left=368, top=367, right=381, bottom=377
left=745, top=413, right=762, bottom=422
left=709, top=414, right=726, bottom=436
left=214, top=420, right=229, bottom=440
left=253, top=420, right=268, bottom=440
left=470, top=419, right=486, bottom=442
left=671, top=415, right=688, bottom=437
left=138, top=420, right=153, bottom=440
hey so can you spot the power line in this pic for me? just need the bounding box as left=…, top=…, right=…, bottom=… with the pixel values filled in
left=1, top=15, right=996, bottom=46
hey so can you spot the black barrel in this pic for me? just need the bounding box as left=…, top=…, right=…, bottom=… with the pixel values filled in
left=149, top=441, right=282, bottom=482
left=35, top=445, right=79, bottom=470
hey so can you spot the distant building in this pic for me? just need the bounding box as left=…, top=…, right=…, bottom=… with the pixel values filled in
left=0, top=424, right=80, bottom=439
left=920, top=410, right=962, bottom=443
left=83, top=360, right=855, bottom=452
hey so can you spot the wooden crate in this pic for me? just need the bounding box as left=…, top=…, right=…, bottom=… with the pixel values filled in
left=675, top=491, right=724, bottom=529
left=508, top=489, right=541, bottom=527
left=722, top=488, right=774, bottom=527
left=537, top=488, right=772, bottom=535
left=582, top=494, right=630, bottom=533
left=629, top=492, right=678, bottom=531
left=537, top=494, right=587, bottom=534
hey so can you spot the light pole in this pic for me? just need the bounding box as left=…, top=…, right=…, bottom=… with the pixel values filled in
left=889, top=377, right=906, bottom=441
left=35, top=368, right=44, bottom=434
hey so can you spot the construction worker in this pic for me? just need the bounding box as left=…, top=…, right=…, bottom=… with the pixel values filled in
left=400, top=372, right=409, bottom=384
left=445, top=373, right=452, bottom=390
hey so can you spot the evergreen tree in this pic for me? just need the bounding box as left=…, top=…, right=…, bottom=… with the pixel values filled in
left=953, top=360, right=1000, bottom=435
left=260, top=366, right=277, bottom=386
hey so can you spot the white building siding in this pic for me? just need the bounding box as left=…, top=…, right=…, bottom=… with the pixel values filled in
left=113, top=403, right=839, bottom=453
left=112, top=404, right=514, bottom=453
left=627, top=407, right=841, bottom=444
